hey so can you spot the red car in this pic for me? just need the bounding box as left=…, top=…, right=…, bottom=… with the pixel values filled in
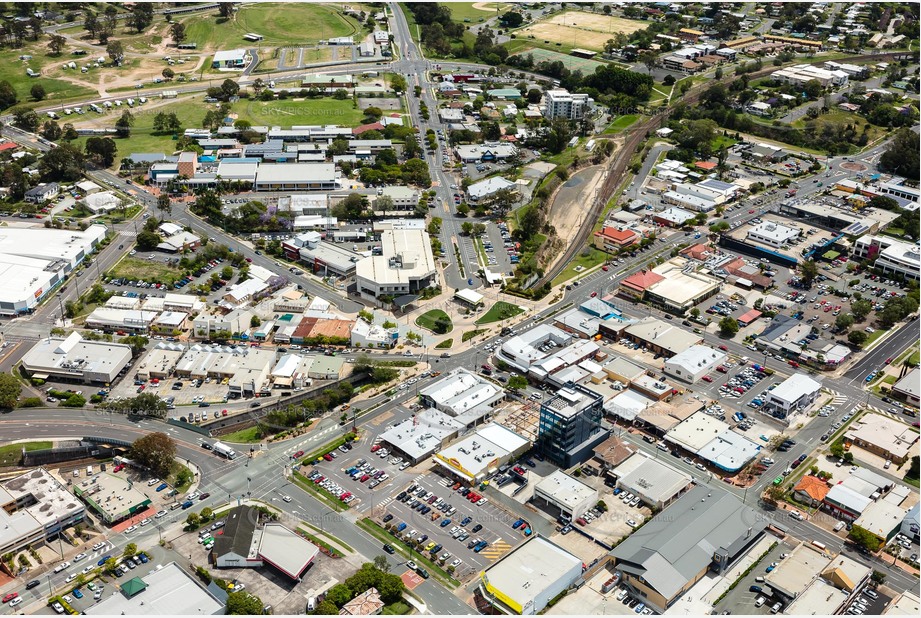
left=222, top=409, right=228, bottom=416
left=590, top=291, right=597, bottom=298
left=323, top=454, right=333, bottom=461
left=292, top=450, right=304, bottom=459
left=602, top=266, right=609, bottom=272
left=245, top=257, right=253, bottom=263
left=340, top=492, right=351, bottom=500
left=370, top=445, right=381, bottom=453
left=716, top=365, right=728, bottom=373
left=2, top=593, right=18, bottom=603
left=788, top=360, right=800, bottom=368
left=314, top=476, right=325, bottom=484
left=718, top=345, right=728, bottom=351
left=749, top=209, right=755, bottom=214
left=885, top=357, right=893, bottom=364
left=360, top=474, right=371, bottom=482
left=113, top=464, right=124, bottom=472
left=701, top=375, right=713, bottom=383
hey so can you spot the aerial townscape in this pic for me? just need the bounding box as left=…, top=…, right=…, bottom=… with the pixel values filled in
left=0, top=1, right=919, bottom=617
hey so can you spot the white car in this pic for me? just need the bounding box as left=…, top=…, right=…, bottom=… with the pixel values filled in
left=125, top=525, right=138, bottom=533
left=73, top=552, right=87, bottom=562
left=626, top=519, right=638, bottom=528
left=155, top=510, right=167, bottom=518
left=9, top=598, right=22, bottom=607
left=92, top=543, right=105, bottom=551
left=82, top=566, right=94, bottom=575
left=65, top=574, right=77, bottom=584
left=450, top=558, right=461, bottom=568
left=283, top=495, right=292, bottom=503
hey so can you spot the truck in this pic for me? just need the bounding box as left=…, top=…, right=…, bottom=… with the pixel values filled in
left=212, top=441, right=237, bottom=460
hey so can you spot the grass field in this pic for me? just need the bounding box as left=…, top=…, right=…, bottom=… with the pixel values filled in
left=791, top=110, right=887, bottom=147
left=0, top=441, right=52, bottom=467
left=516, top=10, right=646, bottom=52
left=475, top=301, right=524, bottom=325
left=445, top=2, right=510, bottom=23
left=508, top=44, right=607, bottom=72
left=462, top=329, right=488, bottom=342
left=435, top=338, right=453, bottom=349
left=182, top=3, right=361, bottom=50
left=232, top=97, right=365, bottom=128
left=415, top=309, right=453, bottom=333
left=552, top=247, right=608, bottom=285
left=603, top=114, right=639, bottom=134
left=220, top=426, right=263, bottom=444
left=0, top=43, right=97, bottom=106
left=108, top=256, right=184, bottom=286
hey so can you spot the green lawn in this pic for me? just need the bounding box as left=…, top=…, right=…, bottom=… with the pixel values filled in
left=415, top=309, right=453, bottom=333
left=231, top=97, right=366, bottom=129
left=552, top=247, right=608, bottom=285
left=863, top=328, right=887, bottom=350
left=182, top=3, right=361, bottom=49
left=790, top=110, right=887, bottom=146
left=435, top=338, right=453, bottom=349
left=462, top=329, right=488, bottom=342
left=475, top=301, right=524, bottom=325
left=0, top=45, right=96, bottom=106
left=398, top=4, right=421, bottom=44
left=603, top=114, right=639, bottom=134
left=0, top=441, right=52, bottom=467
left=219, top=426, right=263, bottom=444
left=167, top=462, right=194, bottom=493
left=712, top=134, right=739, bottom=151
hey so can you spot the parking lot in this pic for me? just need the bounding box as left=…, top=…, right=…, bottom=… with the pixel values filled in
left=102, top=250, right=233, bottom=305
left=372, top=470, right=525, bottom=580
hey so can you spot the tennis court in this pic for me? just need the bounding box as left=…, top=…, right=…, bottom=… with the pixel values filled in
left=512, top=47, right=606, bottom=73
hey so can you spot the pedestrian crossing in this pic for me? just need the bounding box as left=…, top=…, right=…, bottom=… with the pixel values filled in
left=860, top=404, right=906, bottom=422
left=830, top=392, right=848, bottom=407
left=478, top=538, right=511, bottom=559
left=119, top=230, right=138, bottom=237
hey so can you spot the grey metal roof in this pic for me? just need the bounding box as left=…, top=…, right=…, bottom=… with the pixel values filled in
left=213, top=505, right=259, bottom=560
left=611, top=485, right=766, bottom=602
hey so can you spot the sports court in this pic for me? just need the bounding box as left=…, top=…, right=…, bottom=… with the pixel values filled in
left=512, top=47, right=606, bottom=73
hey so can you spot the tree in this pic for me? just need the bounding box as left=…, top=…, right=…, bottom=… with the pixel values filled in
left=373, top=555, right=390, bottom=572
left=157, top=193, right=172, bottom=217
left=12, top=107, right=40, bottom=132
left=835, top=314, right=855, bottom=331
left=870, top=570, right=886, bottom=586
left=331, top=193, right=368, bottom=220
left=104, top=557, right=117, bottom=574
left=129, top=3, right=155, bottom=33
left=220, top=79, right=240, bottom=100
left=123, top=543, right=137, bottom=557
left=186, top=511, right=201, bottom=526
left=85, top=137, right=118, bottom=167
left=83, top=10, right=98, bottom=39
left=455, top=202, right=470, bottom=217
left=227, top=591, right=265, bottom=615
left=115, top=109, right=134, bottom=138
left=170, top=22, right=187, bottom=46
left=500, top=11, right=524, bottom=27
left=0, top=373, right=22, bottom=409
left=313, top=600, right=338, bottom=615
left=851, top=299, right=873, bottom=322
left=48, top=34, right=66, bottom=56
left=41, top=120, right=62, bottom=141
left=325, top=584, right=352, bottom=608
left=30, top=84, right=46, bottom=101
left=39, top=144, right=85, bottom=181
left=389, top=74, right=407, bottom=94
left=374, top=195, right=394, bottom=213
left=848, top=525, right=882, bottom=552
left=106, top=40, right=125, bottom=65
left=118, top=336, right=149, bottom=356
left=879, top=128, right=919, bottom=180
left=0, top=80, right=16, bottom=110
left=799, top=259, right=819, bottom=288
left=162, top=67, right=175, bottom=81
left=130, top=432, right=176, bottom=478
left=507, top=375, right=528, bottom=390
left=135, top=230, right=161, bottom=252
left=848, top=330, right=868, bottom=346
left=719, top=316, right=740, bottom=337
left=218, top=3, right=235, bottom=18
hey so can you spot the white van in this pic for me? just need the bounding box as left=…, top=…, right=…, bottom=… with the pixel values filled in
left=86, top=465, right=93, bottom=476
left=811, top=540, right=827, bottom=551
left=834, top=521, right=846, bottom=532
left=771, top=602, right=782, bottom=613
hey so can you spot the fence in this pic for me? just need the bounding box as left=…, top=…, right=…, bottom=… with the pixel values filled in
left=22, top=436, right=129, bottom=467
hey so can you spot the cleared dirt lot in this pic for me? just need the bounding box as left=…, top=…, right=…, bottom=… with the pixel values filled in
left=518, top=11, right=646, bottom=50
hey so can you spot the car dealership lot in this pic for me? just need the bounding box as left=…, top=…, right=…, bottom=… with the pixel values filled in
left=374, top=471, right=525, bottom=578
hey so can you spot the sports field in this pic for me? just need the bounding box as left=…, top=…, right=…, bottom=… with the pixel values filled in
left=446, top=2, right=511, bottom=22
left=512, top=47, right=606, bottom=73
left=517, top=11, right=647, bottom=51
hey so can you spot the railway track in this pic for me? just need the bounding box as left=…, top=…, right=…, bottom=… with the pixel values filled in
left=532, top=50, right=917, bottom=290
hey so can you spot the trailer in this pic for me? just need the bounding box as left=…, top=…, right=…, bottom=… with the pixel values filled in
left=212, top=441, right=237, bottom=460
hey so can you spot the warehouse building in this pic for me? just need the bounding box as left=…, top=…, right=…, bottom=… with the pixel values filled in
left=21, top=332, right=133, bottom=385
left=532, top=470, right=598, bottom=520
left=611, top=486, right=766, bottom=613
left=253, top=163, right=338, bottom=191
left=479, top=535, right=582, bottom=615
left=618, top=317, right=702, bottom=357
left=663, top=345, right=727, bottom=383
left=419, top=368, right=505, bottom=426
left=0, top=468, right=85, bottom=557
left=378, top=408, right=464, bottom=464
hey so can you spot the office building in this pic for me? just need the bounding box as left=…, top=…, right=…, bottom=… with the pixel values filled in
left=21, top=332, right=133, bottom=384
left=0, top=469, right=85, bottom=557
left=479, top=535, right=582, bottom=615
left=852, top=235, right=920, bottom=281
left=355, top=229, right=437, bottom=300
left=537, top=383, right=605, bottom=467
left=764, top=373, right=822, bottom=420
left=533, top=470, right=598, bottom=520
left=663, top=345, right=727, bottom=383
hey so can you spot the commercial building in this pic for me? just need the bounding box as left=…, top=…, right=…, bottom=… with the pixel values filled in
left=479, top=535, right=583, bottom=615
left=21, top=332, right=133, bottom=385
left=24, top=182, right=60, bottom=203
left=532, top=470, right=598, bottom=520
left=853, top=488, right=911, bottom=544
left=593, top=226, right=639, bottom=252
left=253, top=163, right=338, bottom=191
left=467, top=176, right=517, bottom=203
left=543, top=89, right=593, bottom=120
left=852, top=235, right=920, bottom=281
left=434, top=423, right=530, bottom=484
left=72, top=472, right=151, bottom=524
left=212, top=48, right=250, bottom=68
left=496, top=324, right=573, bottom=373
left=844, top=413, right=919, bottom=464
left=419, top=368, right=505, bottom=426
left=0, top=468, right=85, bottom=557
left=454, top=142, right=518, bottom=163
left=378, top=408, right=464, bottom=464
left=885, top=590, right=921, bottom=616
left=378, top=186, right=419, bottom=211
left=135, top=343, right=184, bottom=381
left=283, top=232, right=360, bottom=279
left=746, top=221, right=801, bottom=248
left=84, top=562, right=225, bottom=616
left=174, top=344, right=276, bottom=396
left=350, top=319, right=398, bottom=349
left=619, top=258, right=721, bottom=313
left=611, top=453, right=693, bottom=509
left=355, top=229, right=437, bottom=299
left=0, top=224, right=108, bottom=315
left=771, top=64, right=848, bottom=88
left=83, top=191, right=122, bottom=214
left=619, top=317, right=702, bottom=357
left=653, top=206, right=695, bottom=227
left=537, top=383, right=605, bottom=467
left=85, top=308, right=157, bottom=334
left=763, top=373, right=822, bottom=420
left=901, top=504, right=919, bottom=542
left=610, top=486, right=767, bottom=613
left=793, top=475, right=830, bottom=507
left=663, top=345, right=727, bottom=383
left=892, top=368, right=920, bottom=407
left=257, top=522, right=321, bottom=579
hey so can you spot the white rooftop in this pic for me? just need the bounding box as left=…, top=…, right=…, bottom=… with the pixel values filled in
left=770, top=373, right=822, bottom=404
left=83, top=562, right=224, bottom=615
left=534, top=470, right=597, bottom=510
left=612, top=453, right=692, bottom=503
left=482, top=536, right=581, bottom=611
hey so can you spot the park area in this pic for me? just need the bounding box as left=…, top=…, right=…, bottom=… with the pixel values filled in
left=475, top=301, right=524, bottom=325
left=510, top=46, right=606, bottom=73
left=416, top=309, right=453, bottom=334
left=516, top=10, right=647, bottom=52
